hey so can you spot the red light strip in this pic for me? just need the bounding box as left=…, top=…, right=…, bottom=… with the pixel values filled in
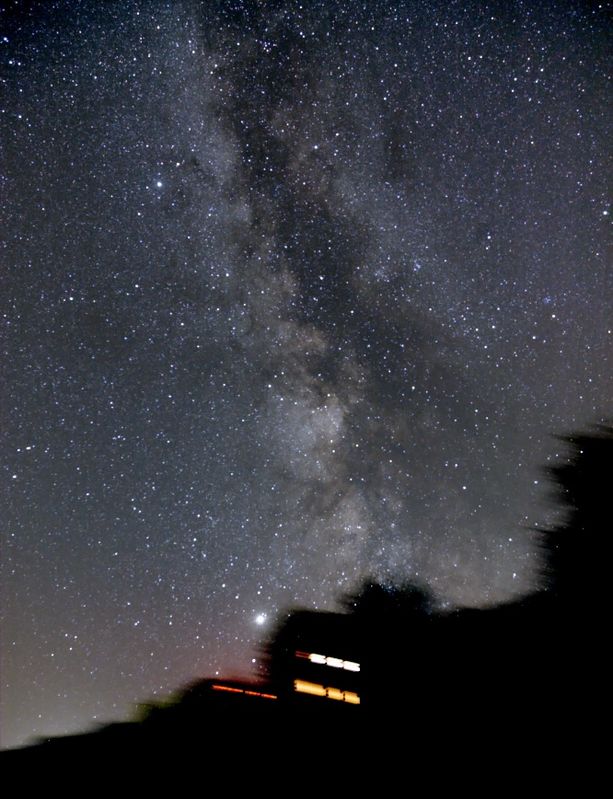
left=212, top=684, right=277, bottom=700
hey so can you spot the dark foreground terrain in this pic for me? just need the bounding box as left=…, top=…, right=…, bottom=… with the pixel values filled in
left=2, top=428, right=606, bottom=779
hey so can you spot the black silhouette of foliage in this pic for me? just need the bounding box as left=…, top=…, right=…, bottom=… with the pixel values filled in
left=341, top=578, right=434, bottom=617
left=3, top=425, right=607, bottom=768
left=540, top=424, right=612, bottom=605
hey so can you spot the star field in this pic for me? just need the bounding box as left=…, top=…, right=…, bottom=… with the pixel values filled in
left=1, top=1, right=611, bottom=748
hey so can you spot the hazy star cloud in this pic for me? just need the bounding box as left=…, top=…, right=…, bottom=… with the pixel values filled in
left=1, top=0, right=610, bottom=748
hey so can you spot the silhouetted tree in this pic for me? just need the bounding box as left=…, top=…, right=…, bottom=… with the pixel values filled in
left=341, top=578, right=433, bottom=618
left=6, top=425, right=608, bottom=766
left=540, top=424, right=612, bottom=610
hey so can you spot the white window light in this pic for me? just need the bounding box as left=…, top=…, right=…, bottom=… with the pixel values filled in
left=303, top=651, right=361, bottom=672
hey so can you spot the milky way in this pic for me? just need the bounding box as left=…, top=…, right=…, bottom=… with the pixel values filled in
left=2, top=1, right=611, bottom=747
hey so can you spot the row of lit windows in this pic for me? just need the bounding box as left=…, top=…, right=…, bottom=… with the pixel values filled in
left=294, top=679, right=360, bottom=705
left=295, top=651, right=360, bottom=672
left=211, top=684, right=277, bottom=700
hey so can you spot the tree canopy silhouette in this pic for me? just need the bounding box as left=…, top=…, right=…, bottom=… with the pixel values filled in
left=540, top=424, right=612, bottom=608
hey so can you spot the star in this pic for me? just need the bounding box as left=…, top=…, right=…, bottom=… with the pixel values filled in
left=2, top=0, right=610, bottom=749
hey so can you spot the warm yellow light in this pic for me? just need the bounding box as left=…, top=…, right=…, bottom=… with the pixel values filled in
left=294, top=679, right=327, bottom=697
left=294, top=680, right=361, bottom=705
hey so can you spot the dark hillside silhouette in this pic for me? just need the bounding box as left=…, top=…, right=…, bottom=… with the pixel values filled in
left=2, top=425, right=608, bottom=766
left=265, top=426, right=610, bottom=730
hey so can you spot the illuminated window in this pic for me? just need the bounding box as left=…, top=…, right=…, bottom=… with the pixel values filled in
left=298, top=651, right=361, bottom=672
left=212, top=684, right=277, bottom=700
left=293, top=680, right=360, bottom=705
left=294, top=680, right=327, bottom=697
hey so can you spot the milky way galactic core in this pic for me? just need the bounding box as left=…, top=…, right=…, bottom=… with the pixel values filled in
left=2, top=1, right=610, bottom=748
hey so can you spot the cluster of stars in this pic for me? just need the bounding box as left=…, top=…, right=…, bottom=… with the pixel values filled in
left=1, top=0, right=610, bottom=749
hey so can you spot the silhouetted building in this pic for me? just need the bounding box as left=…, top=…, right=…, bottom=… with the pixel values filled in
left=268, top=610, right=362, bottom=708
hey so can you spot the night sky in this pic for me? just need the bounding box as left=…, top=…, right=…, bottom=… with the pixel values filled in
left=2, top=0, right=610, bottom=748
